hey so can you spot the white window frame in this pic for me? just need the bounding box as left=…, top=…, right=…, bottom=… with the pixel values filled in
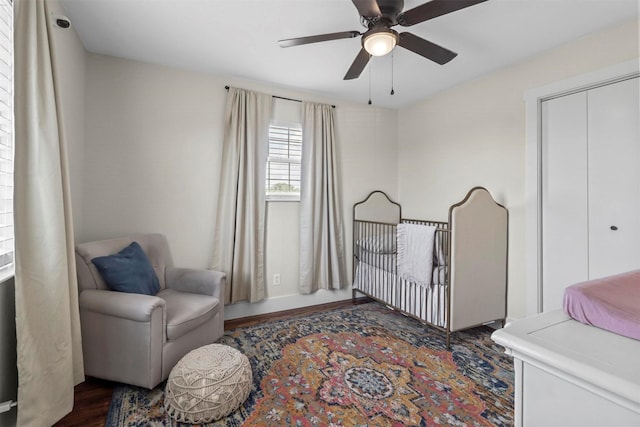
left=0, top=0, right=13, bottom=282
left=266, top=121, right=302, bottom=202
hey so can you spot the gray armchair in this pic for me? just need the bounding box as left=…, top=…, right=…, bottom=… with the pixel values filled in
left=75, top=233, right=225, bottom=389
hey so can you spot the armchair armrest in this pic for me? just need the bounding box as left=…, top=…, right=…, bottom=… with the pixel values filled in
left=165, top=267, right=225, bottom=299
left=79, top=289, right=166, bottom=322
left=79, top=289, right=166, bottom=388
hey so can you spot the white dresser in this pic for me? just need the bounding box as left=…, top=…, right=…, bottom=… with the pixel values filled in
left=491, top=310, right=640, bottom=427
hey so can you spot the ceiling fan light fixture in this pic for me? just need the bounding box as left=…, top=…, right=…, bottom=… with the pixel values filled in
left=363, top=28, right=398, bottom=57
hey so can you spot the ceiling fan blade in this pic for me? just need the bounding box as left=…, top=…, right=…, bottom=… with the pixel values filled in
left=344, top=48, right=372, bottom=80
left=278, top=31, right=361, bottom=48
left=352, top=0, right=382, bottom=18
left=398, top=32, right=457, bottom=65
left=398, top=0, right=488, bottom=27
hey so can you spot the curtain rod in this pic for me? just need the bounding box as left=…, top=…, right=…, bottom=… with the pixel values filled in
left=224, top=86, right=335, bottom=108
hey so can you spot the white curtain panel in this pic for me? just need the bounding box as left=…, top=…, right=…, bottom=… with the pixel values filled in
left=212, top=87, right=272, bottom=304
left=299, top=102, right=347, bottom=294
left=14, top=0, right=84, bottom=425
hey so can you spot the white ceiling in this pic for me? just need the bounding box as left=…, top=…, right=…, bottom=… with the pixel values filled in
left=59, top=0, right=639, bottom=109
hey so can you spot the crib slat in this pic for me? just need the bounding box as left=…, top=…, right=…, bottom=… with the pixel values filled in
left=352, top=217, right=451, bottom=345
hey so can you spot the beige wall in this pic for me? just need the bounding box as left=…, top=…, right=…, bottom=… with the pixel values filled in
left=82, top=54, right=398, bottom=315
left=397, top=19, right=640, bottom=320
left=84, top=55, right=224, bottom=267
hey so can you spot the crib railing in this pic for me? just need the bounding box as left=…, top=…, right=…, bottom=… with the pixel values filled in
left=352, top=218, right=451, bottom=335
left=399, top=219, right=449, bottom=328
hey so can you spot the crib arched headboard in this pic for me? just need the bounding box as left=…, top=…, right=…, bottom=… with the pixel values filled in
left=353, top=190, right=401, bottom=224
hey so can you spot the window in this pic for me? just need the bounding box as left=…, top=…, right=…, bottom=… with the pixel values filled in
left=0, top=0, right=12, bottom=277
left=266, top=124, right=301, bottom=201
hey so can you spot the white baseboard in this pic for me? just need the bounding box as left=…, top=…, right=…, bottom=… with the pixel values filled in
left=485, top=316, right=521, bottom=330
left=224, top=288, right=356, bottom=320
left=225, top=291, right=522, bottom=331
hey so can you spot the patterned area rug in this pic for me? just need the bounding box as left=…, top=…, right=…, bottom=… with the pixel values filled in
left=106, top=302, right=513, bottom=426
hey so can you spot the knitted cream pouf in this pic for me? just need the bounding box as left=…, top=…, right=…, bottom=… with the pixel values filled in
left=164, top=344, right=252, bottom=423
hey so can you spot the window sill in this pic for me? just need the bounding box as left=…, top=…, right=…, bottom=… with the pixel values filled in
left=266, top=196, right=300, bottom=203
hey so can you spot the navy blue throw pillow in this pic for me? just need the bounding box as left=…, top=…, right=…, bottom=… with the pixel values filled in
left=92, top=242, right=161, bottom=295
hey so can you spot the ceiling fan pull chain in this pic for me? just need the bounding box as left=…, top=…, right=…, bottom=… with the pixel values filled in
left=390, top=51, right=395, bottom=95
left=368, top=65, right=372, bottom=105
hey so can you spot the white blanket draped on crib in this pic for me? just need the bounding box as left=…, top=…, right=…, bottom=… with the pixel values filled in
left=397, top=223, right=436, bottom=287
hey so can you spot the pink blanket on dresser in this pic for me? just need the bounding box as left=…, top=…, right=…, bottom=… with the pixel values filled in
left=563, top=269, right=640, bottom=340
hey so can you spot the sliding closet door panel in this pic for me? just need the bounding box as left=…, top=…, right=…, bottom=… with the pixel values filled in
left=587, top=77, right=640, bottom=279
left=541, top=92, right=589, bottom=312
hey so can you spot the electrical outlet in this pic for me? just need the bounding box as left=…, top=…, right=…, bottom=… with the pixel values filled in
left=273, top=273, right=281, bottom=286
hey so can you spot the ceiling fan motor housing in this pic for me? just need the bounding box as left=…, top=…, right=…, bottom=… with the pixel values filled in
left=375, top=0, right=405, bottom=23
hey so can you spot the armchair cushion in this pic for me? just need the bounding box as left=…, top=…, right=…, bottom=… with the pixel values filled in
left=158, top=289, right=221, bottom=341
left=92, top=241, right=160, bottom=295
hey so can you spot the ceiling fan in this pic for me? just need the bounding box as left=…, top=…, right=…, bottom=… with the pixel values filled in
left=278, top=0, right=488, bottom=80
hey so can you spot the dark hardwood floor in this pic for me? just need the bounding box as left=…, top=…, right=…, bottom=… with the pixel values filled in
left=53, top=379, right=115, bottom=427
left=54, top=298, right=368, bottom=426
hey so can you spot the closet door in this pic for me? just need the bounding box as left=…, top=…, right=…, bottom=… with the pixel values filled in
left=541, top=77, right=640, bottom=312
left=541, top=92, right=589, bottom=312
left=587, top=77, right=640, bottom=279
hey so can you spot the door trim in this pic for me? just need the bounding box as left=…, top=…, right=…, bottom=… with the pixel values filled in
left=524, top=59, right=639, bottom=316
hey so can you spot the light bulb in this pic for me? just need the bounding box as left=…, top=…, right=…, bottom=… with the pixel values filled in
left=363, top=29, right=398, bottom=57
